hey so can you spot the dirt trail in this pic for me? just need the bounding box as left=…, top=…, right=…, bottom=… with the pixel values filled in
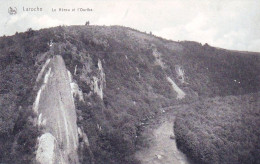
left=135, top=106, right=190, bottom=164
left=35, top=55, right=79, bottom=164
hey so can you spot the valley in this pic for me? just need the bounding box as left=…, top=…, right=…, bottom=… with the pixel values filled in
left=0, top=25, right=259, bottom=164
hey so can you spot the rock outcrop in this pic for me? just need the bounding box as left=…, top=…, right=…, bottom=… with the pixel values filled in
left=35, top=55, right=79, bottom=164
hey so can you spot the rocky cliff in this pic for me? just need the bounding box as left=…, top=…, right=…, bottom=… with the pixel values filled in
left=34, top=55, right=79, bottom=164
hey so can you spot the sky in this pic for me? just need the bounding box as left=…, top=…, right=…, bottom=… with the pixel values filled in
left=0, top=0, right=259, bottom=52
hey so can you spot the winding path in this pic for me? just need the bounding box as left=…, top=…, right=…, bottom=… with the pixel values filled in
left=135, top=105, right=191, bottom=164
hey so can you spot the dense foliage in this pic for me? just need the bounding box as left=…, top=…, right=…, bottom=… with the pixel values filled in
left=174, top=93, right=260, bottom=164
left=0, top=29, right=54, bottom=163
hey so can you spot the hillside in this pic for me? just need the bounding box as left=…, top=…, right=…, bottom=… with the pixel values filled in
left=174, top=93, right=260, bottom=164
left=0, top=25, right=259, bottom=164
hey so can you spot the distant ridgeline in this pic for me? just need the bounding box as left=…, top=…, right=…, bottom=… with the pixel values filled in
left=0, top=25, right=259, bottom=164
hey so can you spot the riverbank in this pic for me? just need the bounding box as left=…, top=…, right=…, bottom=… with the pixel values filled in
left=135, top=105, right=192, bottom=164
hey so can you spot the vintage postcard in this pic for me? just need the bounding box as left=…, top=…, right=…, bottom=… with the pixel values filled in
left=0, top=1, right=259, bottom=164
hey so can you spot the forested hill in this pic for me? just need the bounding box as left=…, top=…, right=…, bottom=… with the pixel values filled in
left=0, top=25, right=259, bottom=164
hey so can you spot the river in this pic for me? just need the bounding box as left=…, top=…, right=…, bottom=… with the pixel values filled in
left=135, top=106, right=191, bottom=164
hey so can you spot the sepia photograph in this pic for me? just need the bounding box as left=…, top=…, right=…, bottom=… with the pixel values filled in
left=0, top=0, right=259, bottom=164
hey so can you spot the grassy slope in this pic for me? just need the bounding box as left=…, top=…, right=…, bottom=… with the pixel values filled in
left=174, top=93, right=260, bottom=164
left=180, top=41, right=260, bottom=97
left=0, top=25, right=259, bottom=163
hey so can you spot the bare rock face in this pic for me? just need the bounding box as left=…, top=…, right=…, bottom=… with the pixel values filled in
left=36, top=133, right=56, bottom=164
left=35, top=55, right=79, bottom=164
